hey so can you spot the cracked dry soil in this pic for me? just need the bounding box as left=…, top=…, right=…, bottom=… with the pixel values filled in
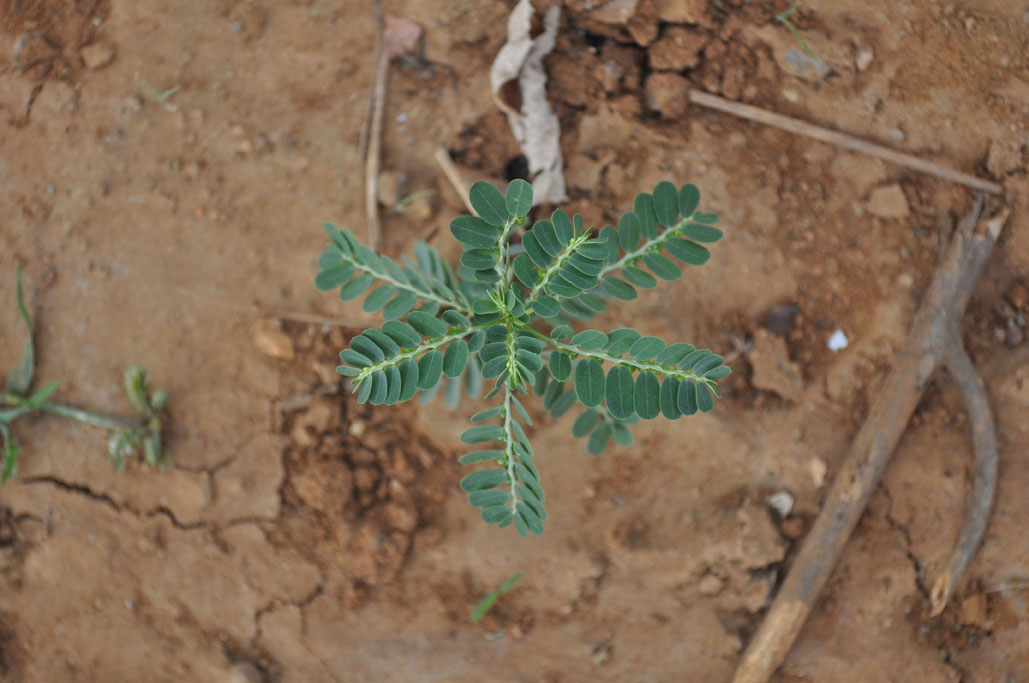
left=2, top=0, right=1029, bottom=681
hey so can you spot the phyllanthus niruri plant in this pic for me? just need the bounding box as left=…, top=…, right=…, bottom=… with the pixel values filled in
left=315, top=179, right=728, bottom=537
left=1, top=269, right=168, bottom=482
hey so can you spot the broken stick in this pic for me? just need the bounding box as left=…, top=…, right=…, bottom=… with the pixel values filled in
left=688, top=90, right=1003, bottom=195
left=364, top=0, right=388, bottom=251
left=732, top=199, right=1007, bottom=683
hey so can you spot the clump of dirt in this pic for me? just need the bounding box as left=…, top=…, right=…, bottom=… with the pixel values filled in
left=909, top=581, right=1020, bottom=655
left=1, top=0, right=110, bottom=82
left=270, top=325, right=454, bottom=606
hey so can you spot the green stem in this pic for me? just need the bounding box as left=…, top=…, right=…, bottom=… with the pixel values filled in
left=355, top=325, right=484, bottom=382
left=597, top=213, right=697, bottom=279
left=525, top=231, right=594, bottom=307
left=522, top=326, right=715, bottom=387
left=36, top=403, right=142, bottom=431
left=494, top=216, right=520, bottom=290
left=502, top=382, right=519, bottom=515
left=343, top=253, right=472, bottom=314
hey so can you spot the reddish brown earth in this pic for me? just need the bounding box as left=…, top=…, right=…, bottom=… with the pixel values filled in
left=1, top=1, right=1027, bottom=681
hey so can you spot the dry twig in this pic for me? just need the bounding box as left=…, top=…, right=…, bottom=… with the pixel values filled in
left=688, top=90, right=1003, bottom=195
left=433, top=147, right=475, bottom=214
left=732, top=199, right=1008, bottom=683
left=364, top=0, right=388, bottom=251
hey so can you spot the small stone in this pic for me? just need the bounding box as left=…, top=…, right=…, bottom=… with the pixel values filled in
left=644, top=72, right=691, bottom=120
left=80, top=42, right=116, bottom=70
left=986, top=138, right=1026, bottom=177
left=766, top=491, right=794, bottom=518
left=855, top=47, right=874, bottom=71
left=377, top=169, right=405, bottom=208
left=252, top=318, right=295, bottom=360
left=887, top=127, right=906, bottom=143
left=748, top=329, right=803, bottom=401
left=809, top=457, right=827, bottom=488
left=827, top=329, right=849, bottom=352
left=867, top=184, right=910, bottom=219
left=698, top=574, right=724, bottom=596
left=648, top=26, right=706, bottom=70
left=651, top=0, right=707, bottom=23
left=349, top=419, right=367, bottom=438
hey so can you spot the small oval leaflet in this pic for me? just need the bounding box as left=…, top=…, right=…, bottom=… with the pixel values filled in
left=506, top=178, right=533, bottom=218
left=574, top=359, right=605, bottom=407
left=450, top=215, right=499, bottom=248
left=470, top=181, right=511, bottom=228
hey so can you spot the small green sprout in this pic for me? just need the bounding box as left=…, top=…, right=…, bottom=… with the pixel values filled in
left=470, top=571, right=524, bottom=623
left=775, top=3, right=823, bottom=66
left=316, top=179, right=728, bottom=537
left=1, top=268, right=168, bottom=481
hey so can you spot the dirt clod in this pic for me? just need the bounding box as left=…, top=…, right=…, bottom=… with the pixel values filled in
left=80, top=42, right=115, bottom=69
left=867, top=184, right=910, bottom=219
left=748, top=329, right=803, bottom=401
left=644, top=72, right=690, bottom=120
left=648, top=26, right=706, bottom=71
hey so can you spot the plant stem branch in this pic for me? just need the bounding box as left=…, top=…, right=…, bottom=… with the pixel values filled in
left=731, top=200, right=1007, bottom=683
left=596, top=214, right=696, bottom=280
left=36, top=403, right=141, bottom=431
left=523, top=328, right=713, bottom=387
left=688, top=90, right=1003, bottom=195
left=341, top=252, right=472, bottom=314
left=364, top=0, right=387, bottom=251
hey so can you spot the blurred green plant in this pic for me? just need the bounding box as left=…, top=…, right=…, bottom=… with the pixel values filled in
left=0, top=268, right=168, bottom=481
left=470, top=571, right=524, bottom=623
left=316, top=179, right=728, bottom=537
left=775, top=3, right=823, bottom=65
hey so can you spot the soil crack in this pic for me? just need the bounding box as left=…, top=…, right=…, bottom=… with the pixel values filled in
left=880, top=483, right=930, bottom=599
left=22, top=476, right=204, bottom=531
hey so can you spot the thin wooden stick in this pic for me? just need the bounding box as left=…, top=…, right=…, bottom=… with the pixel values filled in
left=364, top=0, right=388, bottom=251
left=731, top=201, right=1007, bottom=683
left=434, top=147, right=475, bottom=214
left=688, top=90, right=1003, bottom=195
left=930, top=343, right=998, bottom=615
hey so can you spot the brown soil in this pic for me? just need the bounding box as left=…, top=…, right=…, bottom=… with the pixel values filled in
left=1, top=0, right=1028, bottom=681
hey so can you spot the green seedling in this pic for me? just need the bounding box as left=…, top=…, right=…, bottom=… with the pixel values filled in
left=470, top=571, right=524, bottom=623
left=316, top=179, right=728, bottom=537
left=775, top=3, right=823, bottom=66
left=1, top=268, right=168, bottom=481
left=151, top=85, right=181, bottom=103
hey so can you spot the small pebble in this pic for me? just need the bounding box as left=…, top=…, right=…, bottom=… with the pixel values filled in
left=855, top=47, right=874, bottom=71
left=80, top=42, right=115, bottom=70
left=766, top=491, right=794, bottom=518
left=827, top=329, right=849, bottom=352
